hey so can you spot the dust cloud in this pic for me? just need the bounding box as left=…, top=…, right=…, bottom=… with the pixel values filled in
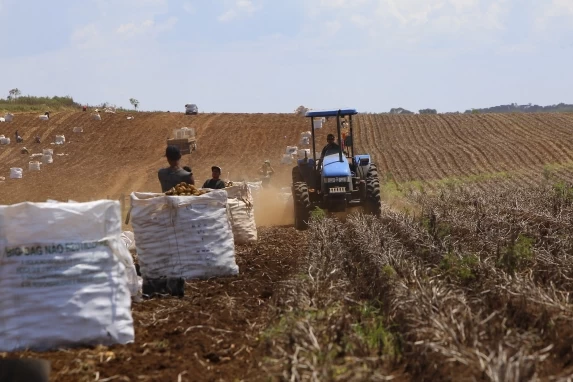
left=253, top=187, right=294, bottom=227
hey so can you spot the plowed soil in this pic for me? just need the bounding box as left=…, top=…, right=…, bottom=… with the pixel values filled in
left=355, top=113, right=573, bottom=185
left=4, top=111, right=573, bottom=381
left=0, top=112, right=336, bottom=206
left=5, top=227, right=306, bottom=382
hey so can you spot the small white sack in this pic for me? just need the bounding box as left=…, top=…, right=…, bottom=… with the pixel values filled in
left=93, top=114, right=101, bottom=121
left=119, top=231, right=140, bottom=298
left=73, top=126, right=83, bottom=133
left=121, top=231, right=136, bottom=251
left=130, top=190, right=239, bottom=280
left=246, top=181, right=263, bottom=201
left=0, top=200, right=135, bottom=351
left=281, top=154, right=293, bottom=165
left=227, top=199, right=257, bottom=244
left=0, top=138, right=10, bottom=145
left=28, top=161, right=41, bottom=171
left=39, top=115, right=49, bottom=121
left=55, top=135, right=65, bottom=144
left=225, top=183, right=257, bottom=244
left=0, top=118, right=5, bottom=123
left=286, top=146, right=298, bottom=155
left=42, top=154, right=53, bottom=164
left=10, top=168, right=22, bottom=179
left=300, top=136, right=310, bottom=145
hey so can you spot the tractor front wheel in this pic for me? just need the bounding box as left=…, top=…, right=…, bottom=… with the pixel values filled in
left=293, top=182, right=311, bottom=230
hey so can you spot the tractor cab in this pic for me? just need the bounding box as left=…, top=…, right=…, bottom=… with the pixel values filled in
left=291, top=109, right=381, bottom=230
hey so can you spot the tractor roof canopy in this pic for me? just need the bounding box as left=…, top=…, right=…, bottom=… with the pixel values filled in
left=304, top=108, right=358, bottom=118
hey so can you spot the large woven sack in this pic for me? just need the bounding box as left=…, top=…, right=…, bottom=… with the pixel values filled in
left=130, top=190, right=239, bottom=280
left=0, top=200, right=135, bottom=351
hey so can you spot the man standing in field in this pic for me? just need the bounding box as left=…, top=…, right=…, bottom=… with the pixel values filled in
left=158, top=146, right=194, bottom=192
left=202, top=166, right=226, bottom=189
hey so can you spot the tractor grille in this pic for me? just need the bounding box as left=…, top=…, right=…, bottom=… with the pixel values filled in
left=329, top=186, right=346, bottom=194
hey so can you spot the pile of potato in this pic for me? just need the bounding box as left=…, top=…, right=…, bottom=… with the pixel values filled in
left=165, top=182, right=210, bottom=196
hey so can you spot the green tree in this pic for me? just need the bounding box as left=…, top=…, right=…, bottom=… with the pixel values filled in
left=129, top=98, right=139, bottom=111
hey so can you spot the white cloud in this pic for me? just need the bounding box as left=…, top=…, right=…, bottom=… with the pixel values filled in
left=536, top=0, right=573, bottom=29
left=218, top=9, right=237, bottom=22
left=116, top=17, right=177, bottom=37
left=183, top=1, right=195, bottom=14
left=217, top=0, right=261, bottom=22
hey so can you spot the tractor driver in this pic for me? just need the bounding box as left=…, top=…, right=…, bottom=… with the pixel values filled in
left=318, top=134, right=341, bottom=166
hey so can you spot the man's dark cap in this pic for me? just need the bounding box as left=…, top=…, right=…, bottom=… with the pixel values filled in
left=211, top=166, right=222, bottom=173
left=327, top=134, right=335, bottom=139
left=166, top=145, right=181, bottom=160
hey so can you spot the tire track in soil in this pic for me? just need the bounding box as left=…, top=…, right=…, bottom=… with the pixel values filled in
left=485, top=114, right=546, bottom=169
left=470, top=114, right=518, bottom=173
left=516, top=114, right=573, bottom=163
left=515, top=114, right=567, bottom=163
left=430, top=114, right=472, bottom=178
left=378, top=114, right=414, bottom=182
left=496, top=113, right=563, bottom=164
left=445, top=114, right=500, bottom=174
left=438, top=114, right=484, bottom=176
left=408, top=115, right=452, bottom=180
left=368, top=113, right=399, bottom=177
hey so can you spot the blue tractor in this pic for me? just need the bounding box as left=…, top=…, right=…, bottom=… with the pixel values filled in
left=292, top=108, right=382, bottom=230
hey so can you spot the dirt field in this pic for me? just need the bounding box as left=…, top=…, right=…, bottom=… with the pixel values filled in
left=355, top=113, right=573, bottom=186
left=3, top=111, right=573, bottom=381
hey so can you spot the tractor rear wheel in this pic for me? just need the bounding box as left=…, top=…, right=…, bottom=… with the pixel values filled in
left=292, top=166, right=303, bottom=184
left=365, top=164, right=382, bottom=217
left=293, top=182, right=311, bottom=230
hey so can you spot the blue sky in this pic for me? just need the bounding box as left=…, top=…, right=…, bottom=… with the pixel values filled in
left=1, top=0, right=572, bottom=113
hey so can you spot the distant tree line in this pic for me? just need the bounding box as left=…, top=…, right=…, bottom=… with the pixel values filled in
left=384, top=102, right=573, bottom=115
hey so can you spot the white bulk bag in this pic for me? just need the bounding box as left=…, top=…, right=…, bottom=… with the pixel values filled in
left=93, top=114, right=101, bottom=121
left=0, top=138, right=9, bottom=145
left=130, top=190, right=239, bottom=280
left=28, top=161, right=41, bottom=171
left=4, top=113, right=13, bottom=122
left=55, top=135, right=65, bottom=144
left=43, top=149, right=53, bottom=156
left=10, top=168, right=22, bottom=179
left=0, top=200, right=135, bottom=351
left=73, top=126, right=83, bottom=133
left=313, top=119, right=323, bottom=129
left=42, top=154, right=53, bottom=164
left=286, top=146, right=298, bottom=155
